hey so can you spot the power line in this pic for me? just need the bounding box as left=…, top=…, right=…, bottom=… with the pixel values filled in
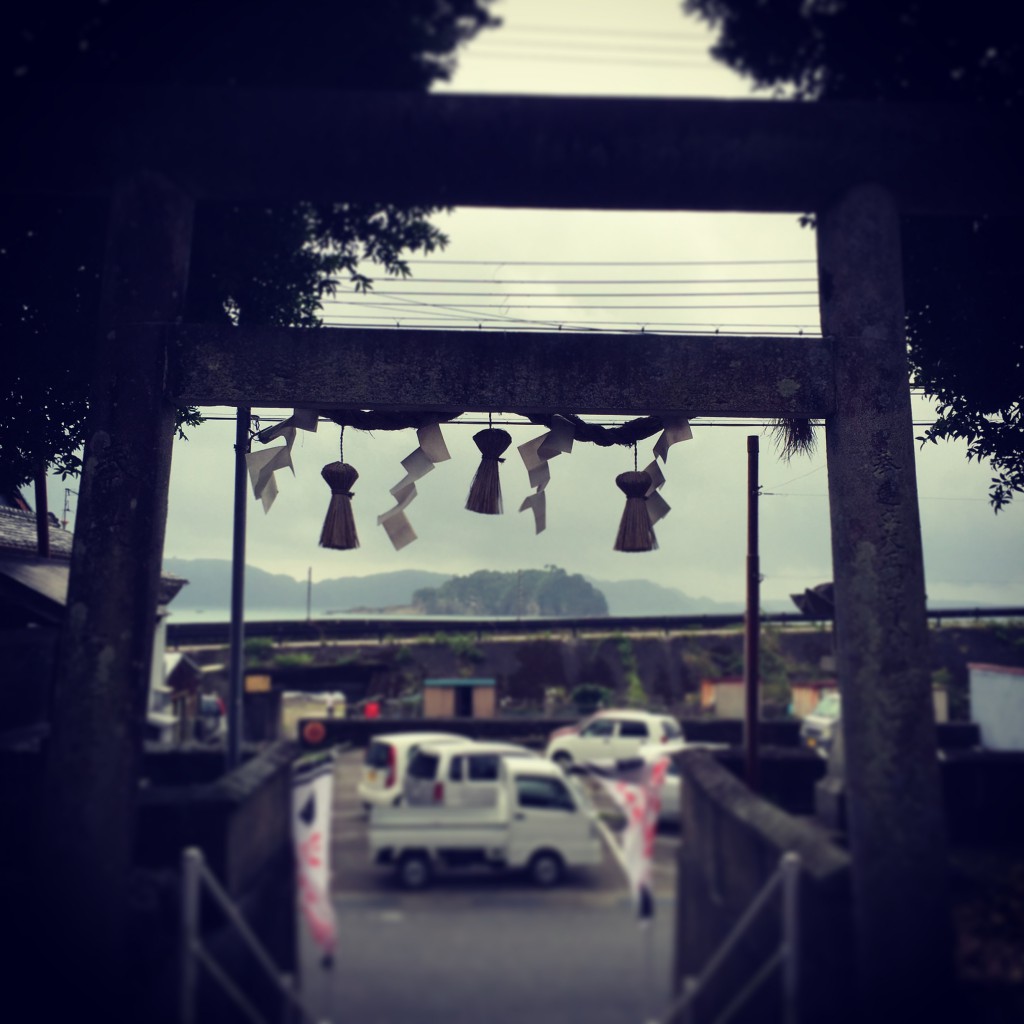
left=320, top=318, right=822, bottom=336
left=465, top=51, right=720, bottom=70
left=329, top=300, right=820, bottom=310
left=402, top=258, right=817, bottom=267
left=322, top=311, right=821, bottom=331
left=361, top=276, right=819, bottom=285
left=496, top=25, right=714, bottom=42
left=471, top=39, right=711, bottom=56
left=330, top=289, right=819, bottom=298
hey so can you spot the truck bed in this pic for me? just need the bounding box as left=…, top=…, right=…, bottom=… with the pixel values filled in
left=369, top=801, right=511, bottom=860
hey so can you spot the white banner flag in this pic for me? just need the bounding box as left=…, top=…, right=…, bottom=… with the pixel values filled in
left=292, top=752, right=338, bottom=966
left=586, top=750, right=671, bottom=919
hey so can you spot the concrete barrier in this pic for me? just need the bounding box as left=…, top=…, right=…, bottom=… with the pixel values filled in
left=674, top=749, right=854, bottom=1024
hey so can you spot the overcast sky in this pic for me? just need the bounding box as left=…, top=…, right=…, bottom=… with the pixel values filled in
left=50, top=0, right=1024, bottom=610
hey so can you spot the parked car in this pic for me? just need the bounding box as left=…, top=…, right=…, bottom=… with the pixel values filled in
left=403, top=739, right=541, bottom=809
left=357, top=731, right=468, bottom=809
left=370, top=757, right=603, bottom=888
left=545, top=708, right=683, bottom=768
left=800, top=691, right=842, bottom=758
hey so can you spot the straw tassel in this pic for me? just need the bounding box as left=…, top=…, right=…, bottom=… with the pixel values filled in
left=320, top=462, right=360, bottom=549
left=614, top=470, right=658, bottom=552
left=466, top=427, right=512, bottom=515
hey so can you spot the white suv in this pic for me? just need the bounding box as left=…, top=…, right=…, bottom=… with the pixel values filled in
left=545, top=709, right=683, bottom=768
left=404, top=740, right=540, bottom=809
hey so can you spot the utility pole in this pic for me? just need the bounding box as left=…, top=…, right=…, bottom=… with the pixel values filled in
left=227, top=407, right=251, bottom=770
left=33, top=463, right=50, bottom=558
left=744, top=434, right=761, bottom=791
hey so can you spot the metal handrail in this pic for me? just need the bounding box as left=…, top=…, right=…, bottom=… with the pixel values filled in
left=662, top=851, right=801, bottom=1024
left=180, top=846, right=330, bottom=1024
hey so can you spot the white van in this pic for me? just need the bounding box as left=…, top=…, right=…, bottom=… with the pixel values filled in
left=403, top=740, right=541, bottom=809
left=357, top=731, right=468, bottom=809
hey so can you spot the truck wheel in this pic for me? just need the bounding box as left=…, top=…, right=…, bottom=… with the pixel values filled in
left=552, top=752, right=573, bottom=772
left=397, top=852, right=432, bottom=890
left=528, top=851, right=564, bottom=887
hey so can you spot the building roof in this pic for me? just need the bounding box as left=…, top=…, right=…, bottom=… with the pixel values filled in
left=0, top=556, right=189, bottom=626
left=0, top=505, right=73, bottom=560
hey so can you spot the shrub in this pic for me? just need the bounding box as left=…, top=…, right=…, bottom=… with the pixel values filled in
left=274, top=652, right=314, bottom=668
left=571, top=683, right=612, bottom=713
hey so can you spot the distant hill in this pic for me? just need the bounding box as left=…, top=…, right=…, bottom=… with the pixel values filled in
left=587, top=577, right=743, bottom=616
left=163, top=559, right=450, bottom=615
left=163, top=557, right=777, bottom=619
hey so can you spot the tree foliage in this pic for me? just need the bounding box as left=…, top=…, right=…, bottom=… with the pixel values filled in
left=1, top=1, right=497, bottom=491
left=685, top=0, right=1024, bottom=509
left=413, top=567, right=609, bottom=617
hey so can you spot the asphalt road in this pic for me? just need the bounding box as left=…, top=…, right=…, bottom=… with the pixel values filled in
left=297, top=748, right=682, bottom=1024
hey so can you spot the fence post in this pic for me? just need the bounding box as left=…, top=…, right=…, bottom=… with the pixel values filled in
left=280, top=972, right=294, bottom=1024
left=680, top=975, right=698, bottom=1024
left=181, top=848, right=202, bottom=1024
left=780, top=852, right=801, bottom=1024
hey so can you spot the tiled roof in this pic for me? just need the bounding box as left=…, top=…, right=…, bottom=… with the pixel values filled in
left=0, top=558, right=189, bottom=619
left=0, top=506, right=73, bottom=559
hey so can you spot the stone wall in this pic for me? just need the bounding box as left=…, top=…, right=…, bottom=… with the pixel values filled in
left=130, top=740, right=301, bottom=1023
left=674, top=749, right=854, bottom=1024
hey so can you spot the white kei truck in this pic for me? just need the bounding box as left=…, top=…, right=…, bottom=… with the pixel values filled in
left=368, top=757, right=604, bottom=888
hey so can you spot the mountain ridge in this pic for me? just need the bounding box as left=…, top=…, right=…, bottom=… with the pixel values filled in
left=162, top=558, right=745, bottom=616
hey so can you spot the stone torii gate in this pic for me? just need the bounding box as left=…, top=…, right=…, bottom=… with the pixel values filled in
left=5, top=89, right=1016, bottom=1016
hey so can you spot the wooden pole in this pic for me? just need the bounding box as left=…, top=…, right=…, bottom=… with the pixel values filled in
left=227, top=407, right=250, bottom=770
left=818, top=184, right=951, bottom=1019
left=39, top=172, right=193, bottom=1021
left=743, top=435, right=760, bottom=791
left=33, top=463, right=50, bottom=558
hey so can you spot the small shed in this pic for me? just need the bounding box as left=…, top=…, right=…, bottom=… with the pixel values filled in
left=700, top=677, right=744, bottom=719
left=791, top=679, right=839, bottom=719
left=969, top=663, right=1024, bottom=751
left=423, top=677, right=496, bottom=719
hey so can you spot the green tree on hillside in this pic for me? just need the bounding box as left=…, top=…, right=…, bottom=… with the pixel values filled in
left=414, top=567, right=609, bottom=616
left=684, top=0, right=1023, bottom=509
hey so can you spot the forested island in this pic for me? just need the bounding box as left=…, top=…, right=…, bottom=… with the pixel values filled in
left=412, top=567, right=608, bottom=616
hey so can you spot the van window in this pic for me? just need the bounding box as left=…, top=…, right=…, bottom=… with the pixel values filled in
left=516, top=776, right=575, bottom=811
left=661, top=719, right=682, bottom=740
left=468, top=754, right=500, bottom=781
left=407, top=752, right=439, bottom=780
left=449, top=756, right=463, bottom=781
left=581, top=718, right=615, bottom=738
left=365, top=741, right=391, bottom=768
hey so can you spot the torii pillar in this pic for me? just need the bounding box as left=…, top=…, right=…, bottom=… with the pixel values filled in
left=37, top=172, right=193, bottom=1017
left=819, top=184, right=952, bottom=1017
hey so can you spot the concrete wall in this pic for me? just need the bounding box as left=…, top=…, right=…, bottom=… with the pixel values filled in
left=131, top=741, right=301, bottom=1023
left=675, top=750, right=854, bottom=1024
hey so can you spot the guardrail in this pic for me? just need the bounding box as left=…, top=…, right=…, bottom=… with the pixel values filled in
left=663, top=851, right=801, bottom=1024
left=180, top=846, right=329, bottom=1024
